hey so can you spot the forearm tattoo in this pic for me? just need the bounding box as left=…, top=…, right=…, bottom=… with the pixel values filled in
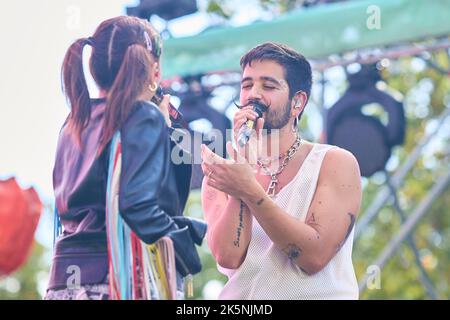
left=233, top=200, right=246, bottom=247
left=336, top=212, right=356, bottom=252
left=256, top=198, right=264, bottom=205
left=283, top=243, right=302, bottom=260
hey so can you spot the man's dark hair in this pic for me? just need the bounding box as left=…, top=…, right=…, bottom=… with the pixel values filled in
left=240, top=42, right=312, bottom=102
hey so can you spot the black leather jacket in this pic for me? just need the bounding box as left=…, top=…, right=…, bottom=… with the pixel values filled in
left=48, top=99, right=206, bottom=290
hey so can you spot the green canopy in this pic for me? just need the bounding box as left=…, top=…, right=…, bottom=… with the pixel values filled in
left=162, top=0, right=450, bottom=78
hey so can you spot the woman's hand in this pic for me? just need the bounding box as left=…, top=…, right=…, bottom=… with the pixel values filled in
left=157, top=94, right=172, bottom=127
left=201, top=141, right=259, bottom=199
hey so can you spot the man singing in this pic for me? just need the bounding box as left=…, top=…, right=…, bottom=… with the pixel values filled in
left=201, top=42, right=362, bottom=299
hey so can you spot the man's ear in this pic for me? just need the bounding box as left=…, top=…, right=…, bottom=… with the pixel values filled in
left=291, top=91, right=308, bottom=115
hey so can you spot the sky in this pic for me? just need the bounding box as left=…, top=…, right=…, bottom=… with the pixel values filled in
left=0, top=1, right=129, bottom=200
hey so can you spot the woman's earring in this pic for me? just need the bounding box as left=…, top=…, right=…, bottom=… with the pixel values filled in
left=148, top=82, right=158, bottom=92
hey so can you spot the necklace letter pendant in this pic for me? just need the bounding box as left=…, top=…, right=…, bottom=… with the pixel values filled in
left=266, top=175, right=278, bottom=198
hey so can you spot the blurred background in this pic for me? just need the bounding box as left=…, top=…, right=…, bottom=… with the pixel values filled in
left=0, top=0, right=449, bottom=299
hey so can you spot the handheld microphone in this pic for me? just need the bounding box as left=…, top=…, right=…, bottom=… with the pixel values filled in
left=237, top=101, right=268, bottom=147
left=151, top=87, right=188, bottom=129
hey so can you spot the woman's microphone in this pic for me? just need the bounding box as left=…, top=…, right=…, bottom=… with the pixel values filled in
left=151, top=87, right=188, bottom=129
left=237, top=101, right=268, bottom=147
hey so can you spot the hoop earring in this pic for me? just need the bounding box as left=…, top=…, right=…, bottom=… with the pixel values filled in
left=148, top=82, right=158, bottom=92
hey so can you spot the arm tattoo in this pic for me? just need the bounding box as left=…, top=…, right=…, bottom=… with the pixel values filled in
left=282, top=243, right=302, bottom=260
left=256, top=198, right=264, bottom=205
left=336, top=212, right=356, bottom=252
left=306, top=212, right=320, bottom=228
left=306, top=212, right=321, bottom=239
left=233, top=200, right=246, bottom=247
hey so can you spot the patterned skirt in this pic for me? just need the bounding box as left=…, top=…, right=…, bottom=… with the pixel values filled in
left=44, top=283, right=185, bottom=300
left=44, top=283, right=110, bottom=300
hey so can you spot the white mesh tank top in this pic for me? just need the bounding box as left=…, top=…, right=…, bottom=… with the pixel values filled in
left=218, top=143, right=358, bottom=300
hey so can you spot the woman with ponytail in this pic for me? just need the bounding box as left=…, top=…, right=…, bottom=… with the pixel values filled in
left=45, top=16, right=206, bottom=300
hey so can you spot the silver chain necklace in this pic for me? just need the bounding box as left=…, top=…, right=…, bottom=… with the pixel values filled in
left=257, top=134, right=302, bottom=198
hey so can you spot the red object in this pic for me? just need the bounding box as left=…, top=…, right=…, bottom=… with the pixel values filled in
left=0, top=177, right=42, bottom=276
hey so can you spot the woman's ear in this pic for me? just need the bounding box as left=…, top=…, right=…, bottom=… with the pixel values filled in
left=152, top=62, right=161, bottom=83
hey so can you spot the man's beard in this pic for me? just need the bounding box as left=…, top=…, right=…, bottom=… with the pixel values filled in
left=263, top=100, right=291, bottom=134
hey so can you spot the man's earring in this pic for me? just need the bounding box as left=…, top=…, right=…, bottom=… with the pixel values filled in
left=292, top=117, right=299, bottom=133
